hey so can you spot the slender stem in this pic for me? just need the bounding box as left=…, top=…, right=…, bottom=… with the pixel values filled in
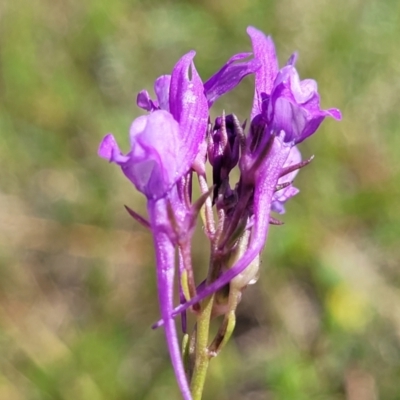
left=189, top=293, right=214, bottom=400
left=197, top=173, right=216, bottom=237
left=188, top=173, right=221, bottom=398
left=148, top=199, right=192, bottom=400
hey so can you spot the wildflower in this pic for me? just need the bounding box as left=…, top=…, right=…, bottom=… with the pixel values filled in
left=99, top=26, right=341, bottom=399
left=99, top=46, right=261, bottom=399
left=247, top=26, right=341, bottom=143
left=99, top=51, right=208, bottom=400
left=169, top=26, right=341, bottom=317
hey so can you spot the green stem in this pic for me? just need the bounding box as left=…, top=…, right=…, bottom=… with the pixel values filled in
left=190, top=294, right=215, bottom=400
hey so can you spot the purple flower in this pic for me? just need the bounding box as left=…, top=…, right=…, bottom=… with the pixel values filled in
left=99, top=26, right=342, bottom=398
left=247, top=26, right=341, bottom=144
left=100, top=51, right=208, bottom=199
left=167, top=26, right=342, bottom=319
left=169, top=132, right=293, bottom=318
left=266, top=66, right=341, bottom=144
left=99, top=50, right=208, bottom=400
left=99, top=111, right=182, bottom=199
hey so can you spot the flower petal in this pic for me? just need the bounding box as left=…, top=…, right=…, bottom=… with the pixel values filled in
left=269, top=66, right=341, bottom=143
left=137, top=90, right=157, bottom=111
left=204, top=52, right=261, bottom=107
left=123, top=110, right=182, bottom=199
left=169, top=51, right=208, bottom=168
left=247, top=26, right=279, bottom=119
left=271, top=144, right=302, bottom=213
left=98, top=133, right=129, bottom=164
left=154, top=75, right=171, bottom=111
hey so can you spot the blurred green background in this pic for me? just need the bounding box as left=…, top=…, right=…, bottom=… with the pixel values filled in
left=1, top=0, right=400, bottom=399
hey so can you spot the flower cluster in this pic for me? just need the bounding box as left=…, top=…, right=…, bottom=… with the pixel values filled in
left=98, top=27, right=341, bottom=400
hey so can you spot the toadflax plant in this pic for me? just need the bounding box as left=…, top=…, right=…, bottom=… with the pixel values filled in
left=98, top=27, right=341, bottom=400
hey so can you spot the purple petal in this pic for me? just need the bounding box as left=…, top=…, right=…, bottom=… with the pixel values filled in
left=282, top=145, right=302, bottom=179
left=204, top=52, right=261, bottom=107
left=137, top=90, right=157, bottom=111
left=326, top=108, right=342, bottom=120
left=247, top=26, right=279, bottom=119
left=169, top=51, right=208, bottom=167
left=269, top=66, right=341, bottom=143
left=154, top=75, right=171, bottom=111
left=98, top=134, right=129, bottom=164
left=286, top=52, right=298, bottom=66
left=122, top=111, right=182, bottom=199
left=271, top=186, right=299, bottom=214
left=270, top=96, right=309, bottom=142
left=271, top=145, right=302, bottom=213
left=98, top=133, right=118, bottom=160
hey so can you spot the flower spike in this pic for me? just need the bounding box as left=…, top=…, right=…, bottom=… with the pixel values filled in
left=99, top=26, right=341, bottom=399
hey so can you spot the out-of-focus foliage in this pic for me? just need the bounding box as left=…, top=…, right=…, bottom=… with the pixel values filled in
left=1, top=0, right=400, bottom=399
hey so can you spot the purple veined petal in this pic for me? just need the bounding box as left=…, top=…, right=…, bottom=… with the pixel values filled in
left=274, top=99, right=340, bottom=144
left=247, top=26, right=279, bottom=120
left=294, top=77, right=341, bottom=122
left=270, top=97, right=309, bottom=142
left=297, top=78, right=319, bottom=103
left=169, top=51, right=200, bottom=124
left=169, top=50, right=208, bottom=167
left=204, top=52, right=261, bottom=107
left=296, top=84, right=342, bottom=123
left=268, top=66, right=342, bottom=144
left=137, top=90, right=158, bottom=111
left=299, top=110, right=335, bottom=141
left=154, top=75, right=171, bottom=111
left=283, top=68, right=317, bottom=104
left=271, top=66, right=316, bottom=106
left=120, top=110, right=183, bottom=199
